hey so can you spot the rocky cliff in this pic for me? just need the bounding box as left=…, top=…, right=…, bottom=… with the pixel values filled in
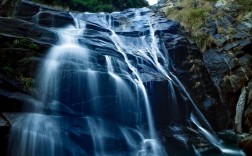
left=161, top=0, right=252, bottom=154
left=0, top=0, right=248, bottom=155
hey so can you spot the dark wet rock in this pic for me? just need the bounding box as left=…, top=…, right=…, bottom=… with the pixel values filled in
left=148, top=80, right=193, bottom=126
left=204, top=48, right=252, bottom=129
left=244, top=104, right=252, bottom=133
left=197, top=1, right=252, bottom=132
left=239, top=38, right=251, bottom=47
left=212, top=34, right=227, bottom=46
left=14, top=0, right=40, bottom=18
left=218, top=130, right=240, bottom=143
left=217, top=17, right=232, bottom=29
left=166, top=35, right=228, bottom=130
left=158, top=125, right=212, bottom=156
left=0, top=0, right=18, bottom=17
left=203, top=97, right=216, bottom=110
left=33, top=11, right=74, bottom=28
left=209, top=26, right=217, bottom=36
left=224, top=41, right=240, bottom=51
left=206, top=17, right=216, bottom=28
left=0, top=71, right=27, bottom=113
left=232, top=32, right=250, bottom=40
left=0, top=74, right=21, bottom=92
left=0, top=17, right=57, bottom=45
left=204, top=50, right=238, bottom=84
left=239, top=135, right=252, bottom=155
left=2, top=0, right=73, bottom=28
left=15, top=0, right=74, bottom=28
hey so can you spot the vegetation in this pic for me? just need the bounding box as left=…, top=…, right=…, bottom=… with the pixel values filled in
left=0, top=37, right=39, bottom=90
left=32, top=0, right=149, bottom=12
left=18, top=76, right=34, bottom=90
left=165, top=0, right=213, bottom=49
left=12, top=38, right=39, bottom=50
left=237, top=0, right=252, bottom=12
left=165, top=0, right=252, bottom=50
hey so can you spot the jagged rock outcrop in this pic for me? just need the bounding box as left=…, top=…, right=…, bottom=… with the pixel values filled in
left=162, top=0, right=252, bottom=129
left=203, top=7, right=252, bottom=130
left=164, top=33, right=228, bottom=130
left=162, top=0, right=252, bottom=154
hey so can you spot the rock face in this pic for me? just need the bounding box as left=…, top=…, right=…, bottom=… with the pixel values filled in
left=162, top=0, right=252, bottom=154
left=164, top=33, right=228, bottom=130
left=162, top=0, right=252, bottom=130
left=0, top=1, right=60, bottom=154
left=202, top=2, right=252, bottom=131
left=203, top=32, right=252, bottom=131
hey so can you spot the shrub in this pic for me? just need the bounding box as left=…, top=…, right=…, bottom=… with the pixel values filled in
left=12, top=38, right=39, bottom=50
left=18, top=76, right=34, bottom=90
left=32, top=0, right=149, bottom=12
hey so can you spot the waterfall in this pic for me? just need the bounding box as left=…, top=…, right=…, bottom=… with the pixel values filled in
left=7, top=6, right=245, bottom=156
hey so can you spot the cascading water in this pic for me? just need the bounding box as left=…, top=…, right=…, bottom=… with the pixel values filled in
left=7, top=6, right=245, bottom=156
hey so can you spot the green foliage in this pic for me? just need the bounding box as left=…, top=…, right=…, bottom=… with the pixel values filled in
left=192, top=33, right=213, bottom=50
left=187, top=8, right=207, bottom=28
left=166, top=1, right=210, bottom=31
left=18, top=76, right=34, bottom=90
left=237, top=0, right=252, bottom=11
left=2, top=65, right=14, bottom=74
left=32, top=0, right=149, bottom=12
left=12, top=38, right=39, bottom=50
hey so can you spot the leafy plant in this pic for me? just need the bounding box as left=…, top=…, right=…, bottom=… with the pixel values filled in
left=32, top=0, right=149, bottom=12
left=18, top=76, right=34, bottom=90
left=12, top=38, right=39, bottom=50
left=2, top=65, right=14, bottom=74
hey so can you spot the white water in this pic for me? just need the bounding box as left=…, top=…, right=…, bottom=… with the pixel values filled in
left=147, top=0, right=158, bottom=5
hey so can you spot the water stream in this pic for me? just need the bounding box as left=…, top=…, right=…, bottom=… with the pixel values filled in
left=7, top=7, right=244, bottom=156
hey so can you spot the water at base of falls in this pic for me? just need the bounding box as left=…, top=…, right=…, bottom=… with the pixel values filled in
left=8, top=7, right=244, bottom=156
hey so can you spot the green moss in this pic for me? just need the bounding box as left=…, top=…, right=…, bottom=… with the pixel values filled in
left=233, top=58, right=240, bottom=66
left=192, top=32, right=213, bottom=50
left=12, top=38, right=39, bottom=50
left=2, top=65, right=14, bottom=75
left=237, top=0, right=252, bottom=12
left=166, top=1, right=212, bottom=49
left=18, top=76, right=34, bottom=90
left=188, top=8, right=207, bottom=28
left=165, top=0, right=212, bottom=32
